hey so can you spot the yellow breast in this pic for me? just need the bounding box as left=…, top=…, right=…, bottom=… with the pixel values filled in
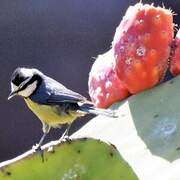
left=24, top=98, right=83, bottom=127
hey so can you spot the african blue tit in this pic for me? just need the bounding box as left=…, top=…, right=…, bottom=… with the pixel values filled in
left=8, top=67, right=116, bottom=149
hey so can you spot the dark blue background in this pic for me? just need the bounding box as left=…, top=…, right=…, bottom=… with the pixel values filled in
left=0, top=0, right=179, bottom=161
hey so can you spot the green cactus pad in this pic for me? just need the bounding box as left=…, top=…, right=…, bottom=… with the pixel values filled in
left=73, top=76, right=180, bottom=179
left=0, top=138, right=137, bottom=180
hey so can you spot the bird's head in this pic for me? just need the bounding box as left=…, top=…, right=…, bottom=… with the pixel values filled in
left=8, top=67, right=42, bottom=100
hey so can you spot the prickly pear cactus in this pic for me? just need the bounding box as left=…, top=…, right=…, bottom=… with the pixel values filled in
left=73, top=76, right=180, bottom=180
left=0, top=138, right=137, bottom=180
left=2, top=75, right=180, bottom=179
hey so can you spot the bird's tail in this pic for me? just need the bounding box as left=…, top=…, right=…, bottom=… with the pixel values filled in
left=79, top=103, right=118, bottom=118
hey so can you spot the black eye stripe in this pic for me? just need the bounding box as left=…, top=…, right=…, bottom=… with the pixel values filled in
left=17, top=74, right=42, bottom=93
left=18, top=79, right=31, bottom=91
left=12, top=74, right=27, bottom=86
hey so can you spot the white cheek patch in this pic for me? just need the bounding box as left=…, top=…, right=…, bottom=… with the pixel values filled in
left=11, top=83, right=18, bottom=92
left=18, top=80, right=38, bottom=97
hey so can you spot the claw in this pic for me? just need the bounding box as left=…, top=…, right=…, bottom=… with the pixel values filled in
left=64, top=135, right=72, bottom=143
left=32, top=144, right=44, bottom=162
left=32, top=144, right=40, bottom=151
left=59, top=135, right=72, bottom=144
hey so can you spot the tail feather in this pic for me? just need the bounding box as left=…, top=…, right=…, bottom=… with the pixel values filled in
left=79, top=104, right=118, bottom=118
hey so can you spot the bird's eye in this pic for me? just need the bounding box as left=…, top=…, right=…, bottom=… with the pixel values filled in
left=12, top=75, right=26, bottom=86
left=19, top=83, right=24, bottom=89
left=18, top=76, right=32, bottom=90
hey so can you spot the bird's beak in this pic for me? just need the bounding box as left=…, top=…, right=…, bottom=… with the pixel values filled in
left=8, top=91, right=17, bottom=100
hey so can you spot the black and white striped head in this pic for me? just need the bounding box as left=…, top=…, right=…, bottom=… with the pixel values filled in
left=8, top=67, right=43, bottom=99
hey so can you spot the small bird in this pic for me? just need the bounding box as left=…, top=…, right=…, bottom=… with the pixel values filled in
left=8, top=67, right=117, bottom=149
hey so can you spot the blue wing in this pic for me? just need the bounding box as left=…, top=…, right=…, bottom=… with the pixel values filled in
left=30, top=75, right=87, bottom=105
left=29, top=74, right=116, bottom=117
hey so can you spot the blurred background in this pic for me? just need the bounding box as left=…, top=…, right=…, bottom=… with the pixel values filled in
left=0, top=0, right=180, bottom=161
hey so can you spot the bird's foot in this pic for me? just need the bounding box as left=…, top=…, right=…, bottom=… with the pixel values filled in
left=59, top=135, right=72, bottom=144
left=32, top=143, right=41, bottom=151
left=32, top=144, right=44, bottom=162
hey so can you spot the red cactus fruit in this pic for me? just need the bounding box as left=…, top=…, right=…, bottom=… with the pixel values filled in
left=170, top=29, right=180, bottom=76
left=113, top=3, right=174, bottom=94
left=88, top=50, right=129, bottom=108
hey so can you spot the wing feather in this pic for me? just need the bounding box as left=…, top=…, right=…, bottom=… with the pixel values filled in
left=30, top=75, right=86, bottom=105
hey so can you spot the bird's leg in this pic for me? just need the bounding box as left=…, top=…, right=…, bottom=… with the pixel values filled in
left=37, top=123, right=50, bottom=149
left=33, top=123, right=50, bottom=162
left=36, top=132, right=48, bottom=150
left=59, top=123, right=72, bottom=143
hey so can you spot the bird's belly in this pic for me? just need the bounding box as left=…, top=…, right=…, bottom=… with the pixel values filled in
left=24, top=98, right=81, bottom=127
